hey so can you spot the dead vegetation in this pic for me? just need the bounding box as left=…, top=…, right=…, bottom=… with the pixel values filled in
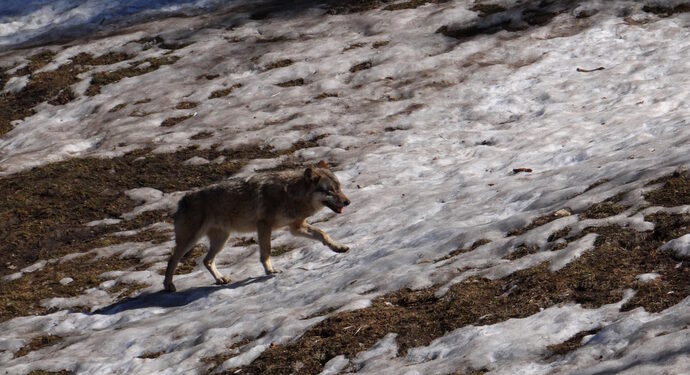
left=86, top=55, right=180, bottom=96
left=175, top=101, right=198, bottom=109
left=349, top=61, right=373, bottom=73
left=14, top=335, right=62, bottom=358
left=209, top=83, right=243, bottom=99
left=545, top=328, right=600, bottom=358
left=161, top=114, right=193, bottom=127
left=264, top=59, right=294, bottom=70
left=276, top=78, right=305, bottom=87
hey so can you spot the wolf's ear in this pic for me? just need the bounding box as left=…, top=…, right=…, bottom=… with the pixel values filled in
left=304, top=167, right=320, bottom=184
left=317, top=160, right=328, bottom=169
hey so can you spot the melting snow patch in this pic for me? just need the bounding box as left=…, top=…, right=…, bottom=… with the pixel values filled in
left=635, top=273, right=661, bottom=283
left=661, top=234, right=690, bottom=259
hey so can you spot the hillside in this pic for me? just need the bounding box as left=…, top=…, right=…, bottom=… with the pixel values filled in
left=1, top=1, right=689, bottom=374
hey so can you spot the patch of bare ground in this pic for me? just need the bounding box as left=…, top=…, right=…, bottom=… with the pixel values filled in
left=645, top=169, right=689, bottom=206
left=168, top=244, right=207, bottom=275
left=349, top=61, right=373, bottom=73
left=314, top=92, right=338, bottom=99
left=85, top=55, right=180, bottom=96
left=13, top=335, right=62, bottom=358
left=263, top=59, right=294, bottom=70
left=0, top=50, right=138, bottom=136
left=191, top=131, right=214, bottom=140
left=203, top=333, right=265, bottom=372
left=209, top=83, right=242, bottom=99
left=236, top=175, right=690, bottom=374
left=434, top=239, right=491, bottom=262
left=161, top=114, right=193, bottom=127
left=545, top=328, right=600, bottom=358
left=580, top=201, right=626, bottom=219
left=108, top=103, right=127, bottom=112
left=276, top=78, right=305, bottom=87
left=343, top=42, right=366, bottom=51
left=508, top=209, right=570, bottom=236
left=174, top=101, right=198, bottom=109
left=643, top=3, right=690, bottom=17
left=372, top=40, right=389, bottom=48
left=28, top=371, right=73, bottom=375
left=327, top=0, right=448, bottom=14
left=138, top=351, right=164, bottom=359
left=503, top=243, right=540, bottom=260
left=471, top=3, right=506, bottom=16
left=0, top=228, right=168, bottom=322
left=436, top=1, right=571, bottom=41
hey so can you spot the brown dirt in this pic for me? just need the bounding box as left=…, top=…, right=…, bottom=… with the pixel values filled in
left=645, top=170, right=689, bottom=206
left=643, top=3, right=690, bottom=17
left=383, top=0, right=449, bottom=11
left=508, top=210, right=565, bottom=236
left=343, top=42, right=366, bottom=51
left=28, top=371, right=73, bottom=375
left=264, top=59, right=294, bottom=70
left=315, top=92, right=338, bottom=99
left=131, top=35, right=192, bottom=51
left=471, top=3, right=506, bottom=16
left=85, top=55, right=180, bottom=96
left=191, top=131, right=214, bottom=140
left=175, top=101, right=198, bottom=109
left=349, top=61, right=373, bottom=73
left=503, top=244, right=540, bottom=260
left=434, top=239, right=491, bottom=262
left=580, top=201, right=626, bottom=219
left=161, top=114, right=193, bottom=127
left=108, top=103, right=128, bottom=112
left=236, top=176, right=690, bottom=374
left=545, top=328, right=600, bottom=358
left=14, top=334, right=62, bottom=358
left=372, top=40, right=390, bottom=48
left=276, top=78, right=305, bottom=87
left=209, top=83, right=242, bottom=99
left=0, top=50, right=139, bottom=136
left=1, top=228, right=168, bottom=322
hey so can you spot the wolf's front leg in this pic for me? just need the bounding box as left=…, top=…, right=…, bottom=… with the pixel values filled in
left=257, top=221, right=281, bottom=274
left=289, top=220, right=349, bottom=253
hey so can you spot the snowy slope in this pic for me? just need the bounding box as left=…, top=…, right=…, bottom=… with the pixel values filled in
left=1, top=1, right=689, bottom=374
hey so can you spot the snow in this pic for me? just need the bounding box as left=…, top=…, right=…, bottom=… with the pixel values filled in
left=661, top=234, right=690, bottom=259
left=1, top=0, right=690, bottom=374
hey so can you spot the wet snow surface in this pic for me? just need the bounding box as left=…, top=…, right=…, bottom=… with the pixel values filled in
left=1, top=0, right=690, bottom=374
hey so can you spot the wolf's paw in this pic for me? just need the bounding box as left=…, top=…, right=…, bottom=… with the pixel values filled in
left=215, top=276, right=232, bottom=285
left=265, top=268, right=282, bottom=275
left=331, top=244, right=349, bottom=253
left=164, top=281, right=177, bottom=293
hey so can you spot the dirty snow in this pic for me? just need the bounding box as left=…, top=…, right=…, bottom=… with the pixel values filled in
left=1, top=1, right=690, bottom=374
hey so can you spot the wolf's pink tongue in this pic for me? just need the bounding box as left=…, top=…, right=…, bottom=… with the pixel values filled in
left=339, top=207, right=344, bottom=213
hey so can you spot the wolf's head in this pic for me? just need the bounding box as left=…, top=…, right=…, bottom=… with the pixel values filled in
left=305, top=160, right=350, bottom=214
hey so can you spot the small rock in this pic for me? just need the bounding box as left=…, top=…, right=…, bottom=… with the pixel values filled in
left=554, top=209, right=571, bottom=218
left=60, top=277, right=74, bottom=285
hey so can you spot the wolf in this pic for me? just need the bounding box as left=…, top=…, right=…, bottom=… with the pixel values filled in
left=163, top=160, right=351, bottom=292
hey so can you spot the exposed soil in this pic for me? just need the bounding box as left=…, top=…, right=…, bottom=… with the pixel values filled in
left=161, top=114, right=193, bottom=127
left=85, top=55, right=180, bottom=96
left=175, top=101, right=198, bottom=109
left=209, top=83, right=243, bottom=99
left=0, top=51, right=137, bottom=136
left=434, top=239, right=491, bottom=263
left=643, top=3, right=690, bottom=17
left=13, top=335, right=62, bottom=359
left=349, top=61, right=373, bottom=73
left=645, top=170, right=689, bottom=207
left=545, top=328, right=600, bottom=358
left=191, top=131, right=214, bottom=140
left=580, top=201, right=626, bottom=219
left=276, top=78, right=305, bottom=87
left=1, top=227, right=167, bottom=322
left=264, top=59, right=294, bottom=70
left=508, top=209, right=569, bottom=236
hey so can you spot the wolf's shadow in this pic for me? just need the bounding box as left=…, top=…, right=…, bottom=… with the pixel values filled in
left=92, top=275, right=272, bottom=315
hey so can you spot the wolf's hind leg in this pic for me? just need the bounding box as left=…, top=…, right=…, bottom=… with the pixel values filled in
left=257, top=221, right=280, bottom=274
left=164, top=223, right=204, bottom=292
left=205, top=228, right=231, bottom=285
